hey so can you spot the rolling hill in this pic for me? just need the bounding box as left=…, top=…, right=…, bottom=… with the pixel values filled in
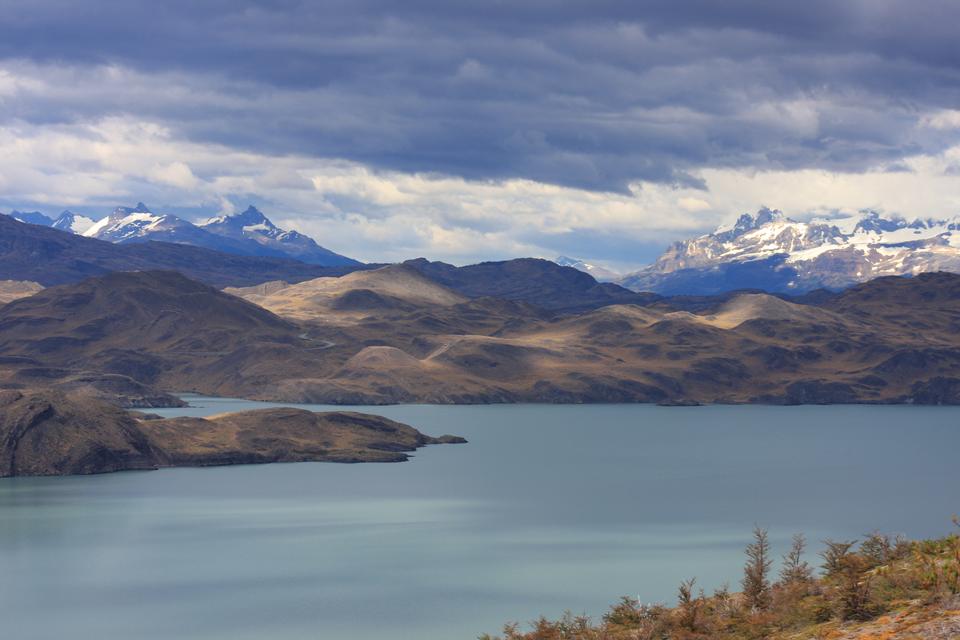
left=4, top=268, right=960, bottom=406
left=225, top=264, right=468, bottom=322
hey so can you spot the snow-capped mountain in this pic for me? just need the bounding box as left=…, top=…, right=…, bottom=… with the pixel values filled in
left=79, top=202, right=358, bottom=266
left=620, top=208, right=960, bottom=294
left=82, top=202, right=286, bottom=257
left=51, top=210, right=96, bottom=234
left=3, top=208, right=94, bottom=232
left=83, top=202, right=176, bottom=241
left=201, top=205, right=359, bottom=266
left=554, top=256, right=621, bottom=282
left=6, top=210, right=53, bottom=226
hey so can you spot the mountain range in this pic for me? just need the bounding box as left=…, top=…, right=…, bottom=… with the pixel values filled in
left=3, top=203, right=358, bottom=267
left=0, top=213, right=361, bottom=287
left=10, top=203, right=960, bottom=295
left=3, top=196, right=960, bottom=407
left=200, top=205, right=357, bottom=265
left=616, top=208, right=960, bottom=295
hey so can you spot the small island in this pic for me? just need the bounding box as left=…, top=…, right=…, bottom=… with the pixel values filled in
left=0, top=389, right=465, bottom=478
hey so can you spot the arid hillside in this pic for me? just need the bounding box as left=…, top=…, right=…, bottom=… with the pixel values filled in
left=2, top=269, right=960, bottom=405
left=0, top=280, right=43, bottom=305
left=225, top=264, right=469, bottom=322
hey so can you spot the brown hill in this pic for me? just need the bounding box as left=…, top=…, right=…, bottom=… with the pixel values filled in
left=226, top=264, right=468, bottom=322
left=692, top=293, right=847, bottom=329
left=254, top=272, right=960, bottom=405
left=403, top=257, right=660, bottom=312
left=0, top=389, right=162, bottom=477
left=0, top=280, right=43, bottom=305
left=3, top=270, right=960, bottom=405
left=0, top=389, right=464, bottom=477
left=0, top=271, right=327, bottom=399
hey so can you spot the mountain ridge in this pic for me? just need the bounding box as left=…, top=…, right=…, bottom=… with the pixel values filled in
left=5, top=268, right=960, bottom=406
left=4, top=203, right=359, bottom=267
left=403, top=257, right=660, bottom=312
left=201, top=205, right=360, bottom=266
left=620, top=208, right=960, bottom=294
left=0, top=214, right=362, bottom=288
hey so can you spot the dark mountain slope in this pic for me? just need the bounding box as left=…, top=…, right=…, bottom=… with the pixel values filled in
left=6, top=211, right=53, bottom=226
left=0, top=389, right=162, bottom=477
left=0, top=271, right=324, bottom=397
left=403, top=257, right=660, bottom=312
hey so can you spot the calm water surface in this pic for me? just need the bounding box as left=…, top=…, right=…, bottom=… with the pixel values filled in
left=1, top=399, right=958, bottom=639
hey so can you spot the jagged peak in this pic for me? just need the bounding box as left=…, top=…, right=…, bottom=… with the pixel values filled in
left=203, top=204, right=277, bottom=229
left=714, top=207, right=788, bottom=237
left=109, top=202, right=152, bottom=219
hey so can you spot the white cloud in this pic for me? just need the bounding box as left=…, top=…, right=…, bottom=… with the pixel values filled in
left=2, top=112, right=960, bottom=268
left=151, top=161, right=200, bottom=189
left=921, top=110, right=960, bottom=130
left=678, top=197, right=711, bottom=212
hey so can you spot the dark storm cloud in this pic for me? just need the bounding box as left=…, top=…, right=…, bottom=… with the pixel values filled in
left=1, top=0, right=958, bottom=191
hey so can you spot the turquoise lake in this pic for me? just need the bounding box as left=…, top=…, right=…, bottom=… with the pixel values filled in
left=1, top=398, right=958, bottom=639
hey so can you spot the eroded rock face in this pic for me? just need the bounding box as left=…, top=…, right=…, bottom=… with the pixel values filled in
left=0, top=390, right=464, bottom=478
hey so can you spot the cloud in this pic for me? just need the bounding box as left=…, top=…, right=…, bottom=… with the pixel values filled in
left=0, top=2, right=959, bottom=193
left=922, top=110, right=960, bottom=130
left=2, top=114, right=960, bottom=269
left=1, top=1, right=960, bottom=266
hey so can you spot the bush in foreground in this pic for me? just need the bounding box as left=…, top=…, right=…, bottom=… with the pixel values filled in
left=479, top=518, right=960, bottom=640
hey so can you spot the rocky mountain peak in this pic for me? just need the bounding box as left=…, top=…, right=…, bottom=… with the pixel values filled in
left=203, top=205, right=279, bottom=235
left=620, top=208, right=960, bottom=294
left=7, top=210, right=54, bottom=226
left=51, top=210, right=96, bottom=234
left=720, top=207, right=786, bottom=240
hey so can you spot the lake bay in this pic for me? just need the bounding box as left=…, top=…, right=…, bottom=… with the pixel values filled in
left=1, top=399, right=958, bottom=639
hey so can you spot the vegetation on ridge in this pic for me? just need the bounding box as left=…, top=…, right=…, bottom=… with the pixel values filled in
left=480, top=520, right=960, bottom=640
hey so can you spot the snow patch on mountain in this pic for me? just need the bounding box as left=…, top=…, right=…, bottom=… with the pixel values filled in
left=620, top=208, right=960, bottom=294
left=554, top=256, right=622, bottom=282
left=82, top=203, right=183, bottom=241
left=201, top=205, right=360, bottom=266
left=51, top=211, right=96, bottom=234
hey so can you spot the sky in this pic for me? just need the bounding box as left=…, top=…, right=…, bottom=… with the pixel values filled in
left=1, top=0, right=959, bottom=269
